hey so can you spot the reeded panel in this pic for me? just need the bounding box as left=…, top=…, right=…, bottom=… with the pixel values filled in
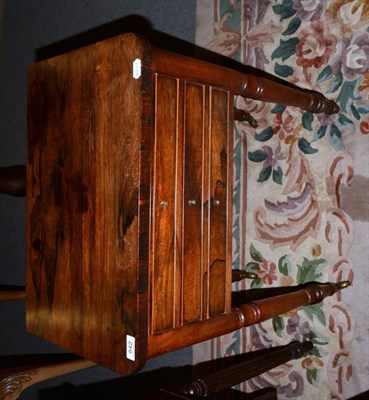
left=150, top=76, right=232, bottom=335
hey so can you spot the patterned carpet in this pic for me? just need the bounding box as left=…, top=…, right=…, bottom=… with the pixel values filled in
left=195, top=1, right=369, bottom=399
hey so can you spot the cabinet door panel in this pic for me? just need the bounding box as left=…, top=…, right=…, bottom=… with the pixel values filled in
left=182, top=83, right=205, bottom=324
left=207, top=88, right=230, bottom=316
left=151, top=74, right=180, bottom=332
left=151, top=77, right=233, bottom=335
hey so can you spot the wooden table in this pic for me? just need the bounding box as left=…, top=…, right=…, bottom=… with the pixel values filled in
left=26, top=33, right=340, bottom=376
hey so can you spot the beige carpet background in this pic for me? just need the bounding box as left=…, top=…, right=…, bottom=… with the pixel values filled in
left=194, top=1, right=369, bottom=399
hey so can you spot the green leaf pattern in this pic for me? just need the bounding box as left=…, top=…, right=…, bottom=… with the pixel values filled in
left=205, top=1, right=360, bottom=398
left=244, top=0, right=369, bottom=185
left=244, top=244, right=332, bottom=390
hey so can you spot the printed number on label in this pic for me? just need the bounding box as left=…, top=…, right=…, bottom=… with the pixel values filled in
left=126, top=335, right=136, bottom=361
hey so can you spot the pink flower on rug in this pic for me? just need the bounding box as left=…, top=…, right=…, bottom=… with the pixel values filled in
left=296, top=21, right=337, bottom=81
left=257, top=259, right=277, bottom=284
left=360, top=115, right=369, bottom=134
left=302, top=355, right=324, bottom=370
left=273, top=111, right=294, bottom=140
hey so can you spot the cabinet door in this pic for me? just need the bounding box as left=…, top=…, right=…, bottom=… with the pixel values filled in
left=151, top=73, right=182, bottom=333
left=150, top=74, right=233, bottom=337
left=205, top=87, right=232, bottom=317
left=182, top=84, right=232, bottom=321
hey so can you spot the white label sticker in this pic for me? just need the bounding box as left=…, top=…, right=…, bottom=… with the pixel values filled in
left=133, top=58, right=142, bottom=79
left=126, top=335, right=136, bottom=361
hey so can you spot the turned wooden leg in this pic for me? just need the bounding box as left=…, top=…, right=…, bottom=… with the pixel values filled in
left=0, top=286, right=25, bottom=302
left=0, top=166, right=26, bottom=197
left=232, top=281, right=334, bottom=305
left=148, top=281, right=350, bottom=359
left=238, top=281, right=350, bottom=327
left=162, top=341, right=312, bottom=398
left=0, top=354, right=96, bottom=400
left=238, top=74, right=339, bottom=114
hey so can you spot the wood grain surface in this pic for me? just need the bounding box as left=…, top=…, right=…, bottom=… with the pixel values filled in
left=26, top=33, right=152, bottom=374
left=26, top=32, right=342, bottom=376
left=149, top=48, right=234, bottom=349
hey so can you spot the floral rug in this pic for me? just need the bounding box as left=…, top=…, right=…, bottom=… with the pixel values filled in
left=195, top=1, right=369, bottom=399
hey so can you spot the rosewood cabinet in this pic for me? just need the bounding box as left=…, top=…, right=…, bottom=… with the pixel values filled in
left=26, top=33, right=342, bottom=376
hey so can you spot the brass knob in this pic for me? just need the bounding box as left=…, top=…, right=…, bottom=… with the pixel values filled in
left=337, top=280, right=351, bottom=290
left=232, top=270, right=258, bottom=282
left=234, top=108, right=258, bottom=128
left=188, top=199, right=197, bottom=206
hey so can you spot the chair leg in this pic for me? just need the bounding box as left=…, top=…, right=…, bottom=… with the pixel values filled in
left=162, top=341, right=312, bottom=398
left=0, top=166, right=26, bottom=197
left=0, top=354, right=96, bottom=400
left=237, top=281, right=350, bottom=327
left=0, top=286, right=25, bottom=302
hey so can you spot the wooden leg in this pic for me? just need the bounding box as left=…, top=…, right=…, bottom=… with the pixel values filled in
left=238, top=74, right=339, bottom=114
left=232, top=280, right=334, bottom=305
left=238, top=281, right=350, bottom=327
left=0, top=354, right=96, bottom=400
left=148, top=281, right=350, bottom=358
left=162, top=341, right=312, bottom=398
left=0, top=166, right=26, bottom=197
left=0, top=286, right=25, bottom=302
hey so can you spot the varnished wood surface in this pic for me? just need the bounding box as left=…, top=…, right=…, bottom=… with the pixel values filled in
left=148, top=281, right=348, bottom=358
left=150, top=71, right=233, bottom=336
left=237, top=281, right=350, bottom=327
left=152, top=48, right=339, bottom=114
left=5, top=348, right=282, bottom=399
left=0, top=286, right=25, bottom=302
left=26, top=33, right=152, bottom=374
left=26, top=32, right=346, bottom=376
left=164, top=341, right=312, bottom=398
